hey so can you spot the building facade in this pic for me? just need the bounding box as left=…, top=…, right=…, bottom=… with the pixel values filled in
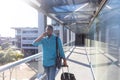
left=0, top=37, right=16, bottom=49
left=13, top=27, right=38, bottom=57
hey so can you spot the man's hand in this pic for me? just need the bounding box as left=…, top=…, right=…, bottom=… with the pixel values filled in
left=42, top=32, right=48, bottom=37
left=63, top=59, right=68, bottom=67
left=34, top=32, right=47, bottom=42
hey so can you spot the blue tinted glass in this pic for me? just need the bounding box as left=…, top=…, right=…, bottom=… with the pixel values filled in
left=88, top=0, right=120, bottom=80
left=99, top=0, right=120, bottom=19
left=53, top=4, right=83, bottom=12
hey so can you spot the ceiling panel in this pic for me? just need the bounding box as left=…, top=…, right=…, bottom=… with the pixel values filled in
left=25, top=0, right=104, bottom=34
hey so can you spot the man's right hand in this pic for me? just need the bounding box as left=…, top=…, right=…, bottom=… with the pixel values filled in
left=34, top=32, right=47, bottom=42
left=42, top=32, right=48, bottom=37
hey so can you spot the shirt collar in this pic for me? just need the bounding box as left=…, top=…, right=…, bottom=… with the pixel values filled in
left=46, top=34, right=54, bottom=39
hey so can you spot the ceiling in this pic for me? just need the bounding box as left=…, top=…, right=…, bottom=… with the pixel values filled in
left=24, top=0, right=107, bottom=34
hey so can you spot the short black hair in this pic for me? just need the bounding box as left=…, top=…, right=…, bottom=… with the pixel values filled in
left=47, top=25, right=53, bottom=30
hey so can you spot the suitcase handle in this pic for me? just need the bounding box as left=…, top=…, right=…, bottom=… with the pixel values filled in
left=61, top=65, right=72, bottom=80
left=61, top=65, right=69, bottom=73
left=61, top=65, right=68, bottom=67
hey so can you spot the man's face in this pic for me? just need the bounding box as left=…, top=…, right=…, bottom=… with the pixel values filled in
left=46, top=27, right=53, bottom=36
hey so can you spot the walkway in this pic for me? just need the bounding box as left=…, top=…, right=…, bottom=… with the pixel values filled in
left=56, top=47, right=94, bottom=80
left=0, top=47, right=94, bottom=80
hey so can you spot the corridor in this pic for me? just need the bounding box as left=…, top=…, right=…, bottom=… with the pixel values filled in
left=56, top=47, right=94, bottom=80
left=0, top=0, right=120, bottom=80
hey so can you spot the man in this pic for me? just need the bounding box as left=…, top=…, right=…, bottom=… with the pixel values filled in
left=32, top=25, right=67, bottom=80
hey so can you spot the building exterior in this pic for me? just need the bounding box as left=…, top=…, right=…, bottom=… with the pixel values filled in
left=0, top=37, right=16, bottom=49
left=13, top=27, right=38, bottom=57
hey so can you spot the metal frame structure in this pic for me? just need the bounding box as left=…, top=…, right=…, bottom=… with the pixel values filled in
left=24, top=0, right=107, bottom=34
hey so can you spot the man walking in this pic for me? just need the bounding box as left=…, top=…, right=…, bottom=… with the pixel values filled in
left=32, top=25, right=67, bottom=80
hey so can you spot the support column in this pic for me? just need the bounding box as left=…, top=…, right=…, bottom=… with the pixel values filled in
left=38, top=12, right=46, bottom=52
left=38, top=12, right=46, bottom=74
left=70, top=31, right=72, bottom=46
left=60, top=25, right=63, bottom=44
left=73, top=32, right=75, bottom=42
left=70, top=31, right=73, bottom=42
left=71, top=31, right=75, bottom=45
left=67, top=29, right=70, bottom=43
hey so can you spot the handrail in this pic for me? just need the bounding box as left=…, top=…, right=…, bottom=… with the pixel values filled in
left=63, top=41, right=75, bottom=46
left=0, top=41, right=75, bottom=79
left=0, top=41, right=75, bottom=72
left=0, top=52, right=42, bottom=72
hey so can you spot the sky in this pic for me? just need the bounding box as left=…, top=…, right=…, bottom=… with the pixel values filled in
left=0, top=0, right=38, bottom=37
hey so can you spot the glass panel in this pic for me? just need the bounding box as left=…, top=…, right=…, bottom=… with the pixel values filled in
left=51, top=3, right=93, bottom=24
left=53, top=4, right=84, bottom=12
left=86, top=0, right=120, bottom=80
left=0, top=53, right=43, bottom=80
left=0, top=41, right=75, bottom=80
left=63, top=41, right=75, bottom=52
left=0, top=61, right=38, bottom=80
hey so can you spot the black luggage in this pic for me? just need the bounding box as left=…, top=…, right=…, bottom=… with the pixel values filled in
left=61, top=66, right=76, bottom=80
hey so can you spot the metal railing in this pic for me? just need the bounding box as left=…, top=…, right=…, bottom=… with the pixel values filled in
left=0, top=53, right=42, bottom=80
left=0, top=41, right=75, bottom=80
left=0, top=53, right=42, bottom=72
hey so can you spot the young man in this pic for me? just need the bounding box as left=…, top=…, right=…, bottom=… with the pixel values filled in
left=32, top=25, right=67, bottom=80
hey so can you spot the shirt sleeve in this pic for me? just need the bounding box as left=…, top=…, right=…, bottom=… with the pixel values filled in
left=58, top=37, right=65, bottom=59
left=32, top=38, right=44, bottom=46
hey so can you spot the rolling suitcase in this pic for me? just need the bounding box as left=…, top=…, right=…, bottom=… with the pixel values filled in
left=61, top=66, right=76, bottom=80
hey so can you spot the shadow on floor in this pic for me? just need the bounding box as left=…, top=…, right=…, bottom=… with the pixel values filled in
left=67, top=58, right=90, bottom=68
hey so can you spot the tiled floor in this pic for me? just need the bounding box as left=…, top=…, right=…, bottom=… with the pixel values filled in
left=55, top=47, right=94, bottom=80
left=3, top=47, right=117, bottom=80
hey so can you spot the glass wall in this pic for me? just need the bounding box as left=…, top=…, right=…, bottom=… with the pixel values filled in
left=86, top=0, right=120, bottom=80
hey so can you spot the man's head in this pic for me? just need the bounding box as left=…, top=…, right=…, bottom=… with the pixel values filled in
left=46, top=25, right=53, bottom=36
